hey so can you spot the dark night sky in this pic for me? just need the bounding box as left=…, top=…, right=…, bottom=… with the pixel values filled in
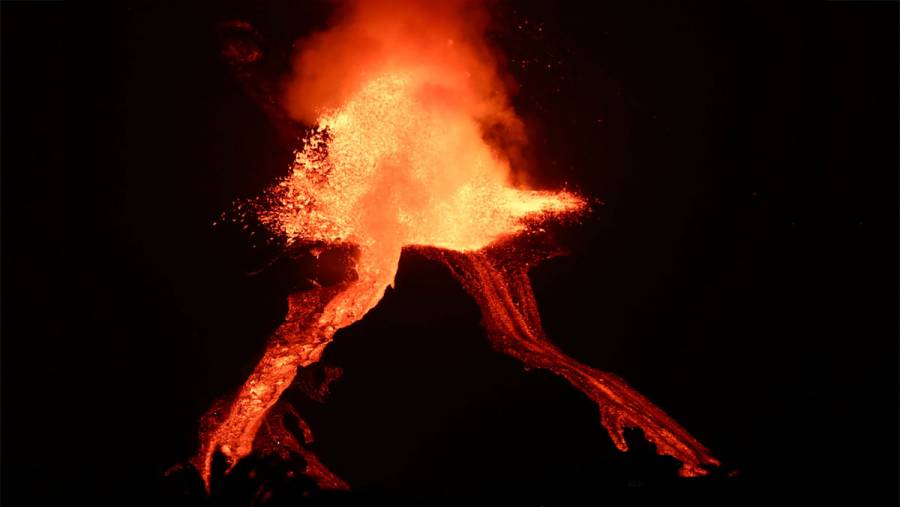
left=2, top=1, right=897, bottom=504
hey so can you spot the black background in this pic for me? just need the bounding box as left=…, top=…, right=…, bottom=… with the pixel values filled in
left=2, top=1, right=897, bottom=504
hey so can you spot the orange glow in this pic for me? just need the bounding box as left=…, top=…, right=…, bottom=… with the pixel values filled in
left=266, top=73, right=583, bottom=253
left=193, top=0, right=717, bottom=492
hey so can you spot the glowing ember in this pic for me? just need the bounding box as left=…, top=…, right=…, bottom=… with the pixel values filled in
left=192, top=0, right=718, bottom=492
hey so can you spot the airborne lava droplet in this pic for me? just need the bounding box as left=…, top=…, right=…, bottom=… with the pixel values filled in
left=192, top=0, right=718, bottom=492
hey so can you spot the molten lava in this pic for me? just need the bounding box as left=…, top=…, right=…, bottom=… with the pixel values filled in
left=192, top=0, right=718, bottom=492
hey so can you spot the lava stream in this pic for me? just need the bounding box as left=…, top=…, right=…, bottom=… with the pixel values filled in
left=422, top=241, right=721, bottom=477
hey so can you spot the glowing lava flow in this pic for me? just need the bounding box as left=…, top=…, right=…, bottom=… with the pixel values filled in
left=193, top=0, right=719, bottom=492
left=422, top=239, right=720, bottom=477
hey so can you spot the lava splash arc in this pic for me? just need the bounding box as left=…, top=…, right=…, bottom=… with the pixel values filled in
left=191, top=0, right=719, bottom=492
